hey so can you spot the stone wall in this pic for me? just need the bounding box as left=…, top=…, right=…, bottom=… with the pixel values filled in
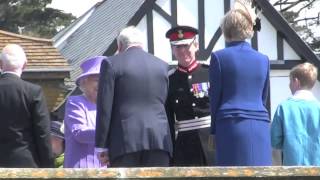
left=0, top=167, right=320, bottom=179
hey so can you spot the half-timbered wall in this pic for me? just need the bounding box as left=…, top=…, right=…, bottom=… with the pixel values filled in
left=134, top=0, right=320, bottom=117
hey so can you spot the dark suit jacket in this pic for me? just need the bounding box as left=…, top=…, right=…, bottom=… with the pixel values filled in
left=95, top=47, right=173, bottom=161
left=209, top=41, right=270, bottom=133
left=0, top=73, right=53, bottom=167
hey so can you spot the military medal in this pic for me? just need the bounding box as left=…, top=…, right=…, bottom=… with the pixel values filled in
left=192, top=83, right=199, bottom=98
left=203, top=82, right=209, bottom=97
left=198, top=83, right=204, bottom=98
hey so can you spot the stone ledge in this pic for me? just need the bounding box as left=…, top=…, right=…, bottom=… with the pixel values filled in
left=0, top=167, right=320, bottom=179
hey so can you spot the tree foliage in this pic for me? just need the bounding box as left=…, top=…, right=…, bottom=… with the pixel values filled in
left=0, top=0, right=75, bottom=38
left=271, top=0, right=320, bottom=53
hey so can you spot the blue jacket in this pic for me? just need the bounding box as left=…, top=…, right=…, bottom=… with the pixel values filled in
left=209, top=41, right=270, bottom=134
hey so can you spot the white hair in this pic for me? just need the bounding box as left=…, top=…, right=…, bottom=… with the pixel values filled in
left=0, top=44, right=27, bottom=71
left=117, top=26, right=144, bottom=50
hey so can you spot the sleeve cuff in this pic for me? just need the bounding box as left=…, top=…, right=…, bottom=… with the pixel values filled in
left=95, top=147, right=108, bottom=153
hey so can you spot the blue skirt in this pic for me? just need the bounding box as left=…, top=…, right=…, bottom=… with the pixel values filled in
left=215, top=118, right=272, bottom=166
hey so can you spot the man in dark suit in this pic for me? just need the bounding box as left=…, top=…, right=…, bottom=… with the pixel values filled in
left=0, top=44, right=54, bottom=167
left=95, top=26, right=172, bottom=167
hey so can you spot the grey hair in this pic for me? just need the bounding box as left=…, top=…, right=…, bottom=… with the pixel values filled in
left=117, top=26, right=144, bottom=50
left=0, top=44, right=27, bottom=70
left=220, top=9, right=254, bottom=42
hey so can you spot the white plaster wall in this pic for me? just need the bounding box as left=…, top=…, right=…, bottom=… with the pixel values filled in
left=153, top=11, right=172, bottom=63
left=230, top=0, right=235, bottom=6
left=270, top=70, right=320, bottom=119
left=156, top=0, right=171, bottom=15
left=283, top=40, right=300, bottom=60
left=258, top=15, right=278, bottom=60
left=213, top=35, right=225, bottom=52
left=270, top=70, right=291, bottom=119
left=177, top=0, right=198, bottom=28
left=136, top=15, right=148, bottom=52
left=204, top=0, right=224, bottom=48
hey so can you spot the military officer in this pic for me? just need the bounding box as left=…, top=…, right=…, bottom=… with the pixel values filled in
left=165, top=25, right=214, bottom=166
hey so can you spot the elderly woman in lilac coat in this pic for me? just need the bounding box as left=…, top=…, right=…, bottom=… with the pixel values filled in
left=64, top=56, right=106, bottom=168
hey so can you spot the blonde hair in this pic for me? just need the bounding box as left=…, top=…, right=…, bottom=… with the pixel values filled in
left=221, top=9, right=254, bottom=42
left=290, top=62, right=318, bottom=89
left=233, top=0, right=257, bottom=24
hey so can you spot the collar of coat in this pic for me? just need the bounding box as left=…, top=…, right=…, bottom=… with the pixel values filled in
left=177, top=60, right=199, bottom=73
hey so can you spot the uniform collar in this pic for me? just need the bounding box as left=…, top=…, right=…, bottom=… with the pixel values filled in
left=177, top=60, right=199, bottom=73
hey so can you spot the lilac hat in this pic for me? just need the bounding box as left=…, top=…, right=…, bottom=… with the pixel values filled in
left=76, top=56, right=105, bottom=86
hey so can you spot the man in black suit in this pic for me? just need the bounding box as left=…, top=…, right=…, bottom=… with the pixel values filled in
left=95, top=26, right=172, bottom=167
left=0, top=44, right=53, bottom=168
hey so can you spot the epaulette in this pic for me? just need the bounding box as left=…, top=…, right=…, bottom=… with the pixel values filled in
left=168, top=68, right=177, bottom=76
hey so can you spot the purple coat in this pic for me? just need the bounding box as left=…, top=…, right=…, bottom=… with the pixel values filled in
left=64, top=95, right=105, bottom=168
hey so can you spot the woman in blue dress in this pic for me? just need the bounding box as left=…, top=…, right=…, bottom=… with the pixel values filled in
left=209, top=6, right=272, bottom=165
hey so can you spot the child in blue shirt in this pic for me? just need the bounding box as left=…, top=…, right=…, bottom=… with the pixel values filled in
left=271, top=62, right=320, bottom=165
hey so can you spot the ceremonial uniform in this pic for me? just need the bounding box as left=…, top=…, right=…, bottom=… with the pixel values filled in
left=166, top=61, right=213, bottom=166
left=165, top=25, right=214, bottom=166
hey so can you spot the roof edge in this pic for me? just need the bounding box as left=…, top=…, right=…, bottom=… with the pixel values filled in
left=104, top=0, right=157, bottom=56
left=0, top=29, right=53, bottom=43
left=53, top=7, right=95, bottom=47
left=256, top=0, right=320, bottom=68
left=24, top=68, right=72, bottom=72
left=53, top=0, right=106, bottom=45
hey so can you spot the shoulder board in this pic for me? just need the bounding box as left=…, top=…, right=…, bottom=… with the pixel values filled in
left=168, top=68, right=177, bottom=76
